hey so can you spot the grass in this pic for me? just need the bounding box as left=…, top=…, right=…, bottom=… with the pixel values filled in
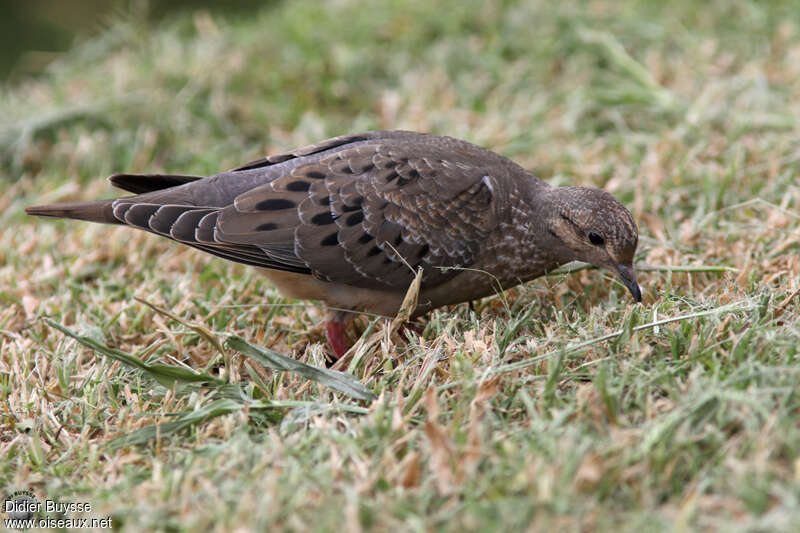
left=2, top=0, right=800, bottom=530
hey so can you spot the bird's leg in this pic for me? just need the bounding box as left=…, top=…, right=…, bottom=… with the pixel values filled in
left=324, top=309, right=352, bottom=360
left=399, top=322, right=424, bottom=340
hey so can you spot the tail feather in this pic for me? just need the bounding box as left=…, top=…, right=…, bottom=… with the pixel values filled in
left=25, top=199, right=121, bottom=225
left=109, top=173, right=203, bottom=194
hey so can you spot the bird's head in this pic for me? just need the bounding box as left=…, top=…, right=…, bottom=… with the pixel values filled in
left=542, top=186, right=641, bottom=302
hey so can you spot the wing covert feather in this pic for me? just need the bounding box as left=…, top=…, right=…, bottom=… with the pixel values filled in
left=217, top=141, right=504, bottom=290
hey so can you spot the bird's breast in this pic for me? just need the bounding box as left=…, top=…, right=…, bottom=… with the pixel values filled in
left=258, top=269, right=406, bottom=316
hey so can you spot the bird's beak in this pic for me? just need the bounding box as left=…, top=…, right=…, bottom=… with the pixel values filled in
left=614, top=263, right=642, bottom=302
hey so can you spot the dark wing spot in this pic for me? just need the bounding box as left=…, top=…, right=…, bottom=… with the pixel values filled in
left=311, top=212, right=336, bottom=225
left=383, top=160, right=399, bottom=168
left=255, top=198, right=295, bottom=211
left=286, top=180, right=311, bottom=192
left=393, top=234, right=403, bottom=246
left=408, top=168, right=420, bottom=179
left=367, top=246, right=382, bottom=257
left=341, top=203, right=360, bottom=213
left=358, top=233, right=373, bottom=244
left=256, top=222, right=278, bottom=231
left=305, top=171, right=326, bottom=179
left=320, top=232, right=339, bottom=246
left=318, top=196, right=331, bottom=206
left=360, top=162, right=375, bottom=173
left=396, top=177, right=410, bottom=187
left=346, top=211, right=364, bottom=226
left=417, top=244, right=430, bottom=258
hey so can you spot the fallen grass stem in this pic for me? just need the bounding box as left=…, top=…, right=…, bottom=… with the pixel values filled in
left=487, top=300, right=755, bottom=375
left=547, top=263, right=737, bottom=276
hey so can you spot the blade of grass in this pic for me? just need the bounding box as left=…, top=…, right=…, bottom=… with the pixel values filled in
left=487, top=300, right=755, bottom=375
left=546, top=262, right=738, bottom=276
left=226, top=336, right=376, bottom=401
left=45, top=318, right=223, bottom=388
left=337, top=267, right=424, bottom=372
left=111, top=398, right=370, bottom=449
left=110, top=398, right=244, bottom=448
left=134, top=296, right=227, bottom=359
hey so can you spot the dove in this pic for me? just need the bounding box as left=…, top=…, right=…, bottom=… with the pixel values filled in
left=26, top=130, right=641, bottom=358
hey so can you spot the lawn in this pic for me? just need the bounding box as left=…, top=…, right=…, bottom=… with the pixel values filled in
left=2, top=0, right=800, bottom=530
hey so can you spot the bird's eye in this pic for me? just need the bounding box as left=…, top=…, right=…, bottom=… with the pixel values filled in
left=588, top=232, right=605, bottom=246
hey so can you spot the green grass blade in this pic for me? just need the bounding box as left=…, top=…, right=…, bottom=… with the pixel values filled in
left=110, top=398, right=244, bottom=448
left=226, top=335, right=376, bottom=401
left=45, top=318, right=224, bottom=388
left=489, top=301, right=755, bottom=375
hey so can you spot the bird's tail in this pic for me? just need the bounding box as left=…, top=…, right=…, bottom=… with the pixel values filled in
left=25, top=198, right=121, bottom=225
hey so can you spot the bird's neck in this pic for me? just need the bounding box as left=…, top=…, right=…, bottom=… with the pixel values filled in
left=475, top=182, right=565, bottom=283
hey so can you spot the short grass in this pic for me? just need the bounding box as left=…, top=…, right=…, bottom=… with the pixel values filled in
left=2, top=0, right=800, bottom=531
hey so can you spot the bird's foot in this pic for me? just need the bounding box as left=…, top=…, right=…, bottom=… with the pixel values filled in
left=399, top=322, right=424, bottom=341
left=325, top=318, right=350, bottom=360
left=324, top=311, right=423, bottom=361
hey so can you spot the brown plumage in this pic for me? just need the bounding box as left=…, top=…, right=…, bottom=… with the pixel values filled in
left=26, top=130, right=641, bottom=358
